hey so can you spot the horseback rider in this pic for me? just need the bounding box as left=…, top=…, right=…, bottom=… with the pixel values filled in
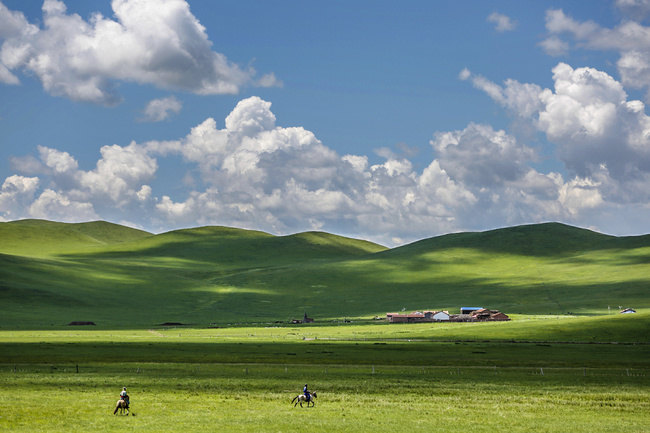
left=119, top=387, right=130, bottom=408
left=303, top=384, right=311, bottom=402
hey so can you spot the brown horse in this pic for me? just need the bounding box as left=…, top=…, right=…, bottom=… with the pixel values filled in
left=113, top=398, right=129, bottom=415
left=291, top=392, right=317, bottom=407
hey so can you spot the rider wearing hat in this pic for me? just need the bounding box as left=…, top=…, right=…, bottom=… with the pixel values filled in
left=303, top=384, right=311, bottom=402
left=119, top=387, right=130, bottom=408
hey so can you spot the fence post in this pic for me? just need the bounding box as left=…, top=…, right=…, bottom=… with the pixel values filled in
left=540, top=367, right=544, bottom=376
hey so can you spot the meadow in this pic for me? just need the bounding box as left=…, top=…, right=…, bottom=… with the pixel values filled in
left=1, top=220, right=649, bottom=432
left=1, top=220, right=649, bottom=328
left=1, top=314, right=649, bottom=433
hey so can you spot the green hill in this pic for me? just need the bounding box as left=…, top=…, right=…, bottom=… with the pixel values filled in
left=0, top=219, right=151, bottom=256
left=380, top=222, right=650, bottom=256
left=0, top=220, right=648, bottom=328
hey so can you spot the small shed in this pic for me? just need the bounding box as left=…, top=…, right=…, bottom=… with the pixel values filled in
left=432, top=311, right=450, bottom=321
left=620, top=308, right=636, bottom=314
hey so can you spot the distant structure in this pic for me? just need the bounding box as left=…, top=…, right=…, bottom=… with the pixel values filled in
left=387, top=308, right=509, bottom=323
left=386, top=310, right=450, bottom=323
left=460, top=307, right=483, bottom=314
left=620, top=308, right=636, bottom=314
left=469, top=308, right=510, bottom=321
left=291, top=312, right=315, bottom=324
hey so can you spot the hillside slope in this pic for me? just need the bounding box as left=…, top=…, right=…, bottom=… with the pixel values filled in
left=0, top=219, right=152, bottom=256
left=380, top=222, right=650, bottom=257
left=0, top=220, right=648, bottom=328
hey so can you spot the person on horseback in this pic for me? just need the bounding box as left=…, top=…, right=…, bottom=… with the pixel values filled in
left=303, top=384, right=311, bottom=402
left=119, top=387, right=130, bottom=408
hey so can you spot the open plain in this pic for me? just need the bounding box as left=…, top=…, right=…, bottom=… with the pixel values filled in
left=1, top=220, right=648, bottom=432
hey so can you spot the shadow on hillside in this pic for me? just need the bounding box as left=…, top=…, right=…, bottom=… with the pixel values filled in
left=378, top=223, right=650, bottom=258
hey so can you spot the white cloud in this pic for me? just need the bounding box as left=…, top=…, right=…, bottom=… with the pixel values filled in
left=542, top=9, right=650, bottom=99
left=0, top=62, right=18, bottom=84
left=38, top=145, right=78, bottom=174
left=4, top=93, right=649, bottom=245
left=431, top=123, right=537, bottom=187
left=539, top=36, right=569, bottom=57
left=1, top=174, right=39, bottom=195
left=79, top=142, right=158, bottom=203
left=0, top=175, right=39, bottom=220
left=616, top=0, right=650, bottom=19
left=558, top=177, right=604, bottom=215
left=141, top=96, right=182, bottom=122
left=28, top=189, right=97, bottom=222
left=464, top=62, right=650, bottom=206
left=0, top=0, right=275, bottom=104
left=487, top=12, right=516, bottom=32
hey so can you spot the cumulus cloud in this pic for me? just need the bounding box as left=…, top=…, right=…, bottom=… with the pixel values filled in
left=0, top=175, right=39, bottom=220
left=538, top=36, right=569, bottom=57
left=79, top=142, right=158, bottom=203
left=487, top=12, right=516, bottom=32
left=616, top=0, right=650, bottom=20
left=0, top=0, right=276, bottom=104
left=2, top=94, right=647, bottom=245
left=143, top=97, right=613, bottom=242
left=431, top=123, right=537, bottom=187
left=141, top=96, right=182, bottom=122
left=541, top=8, right=650, bottom=100
left=29, top=189, right=97, bottom=222
left=463, top=62, right=650, bottom=206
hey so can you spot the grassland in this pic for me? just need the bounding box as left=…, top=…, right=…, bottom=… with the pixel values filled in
left=1, top=317, right=648, bottom=433
left=1, top=219, right=648, bottom=432
left=1, top=219, right=649, bottom=328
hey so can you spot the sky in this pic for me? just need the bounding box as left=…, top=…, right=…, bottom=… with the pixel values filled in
left=1, top=0, right=649, bottom=246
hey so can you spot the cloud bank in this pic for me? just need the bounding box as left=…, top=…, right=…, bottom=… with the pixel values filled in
left=541, top=7, right=650, bottom=101
left=4, top=68, right=647, bottom=245
left=0, top=0, right=279, bottom=104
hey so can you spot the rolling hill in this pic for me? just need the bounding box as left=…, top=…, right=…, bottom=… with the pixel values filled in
left=0, top=219, right=648, bottom=328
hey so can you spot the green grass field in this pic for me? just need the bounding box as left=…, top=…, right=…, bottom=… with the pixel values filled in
left=1, top=220, right=649, bottom=328
left=1, top=317, right=649, bottom=433
left=1, top=219, right=648, bottom=432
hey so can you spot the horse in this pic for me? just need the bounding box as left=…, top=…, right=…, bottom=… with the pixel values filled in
left=113, top=398, right=129, bottom=415
left=291, top=392, right=317, bottom=407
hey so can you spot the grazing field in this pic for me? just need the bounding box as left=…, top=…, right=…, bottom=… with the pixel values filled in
left=1, top=315, right=649, bottom=433
left=1, top=220, right=649, bottom=328
left=2, top=361, right=648, bottom=433
left=1, top=220, right=648, bottom=431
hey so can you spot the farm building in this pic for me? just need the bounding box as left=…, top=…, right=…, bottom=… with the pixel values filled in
left=620, top=308, right=636, bottom=314
left=432, top=311, right=450, bottom=321
left=471, top=309, right=510, bottom=321
left=387, top=309, right=508, bottom=323
left=386, top=310, right=450, bottom=323
left=460, top=307, right=483, bottom=314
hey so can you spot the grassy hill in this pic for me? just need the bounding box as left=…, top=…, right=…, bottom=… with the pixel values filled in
left=0, top=219, right=152, bottom=256
left=0, top=220, right=648, bottom=328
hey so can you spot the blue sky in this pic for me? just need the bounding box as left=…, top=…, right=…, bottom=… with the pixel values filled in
left=1, top=0, right=649, bottom=245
